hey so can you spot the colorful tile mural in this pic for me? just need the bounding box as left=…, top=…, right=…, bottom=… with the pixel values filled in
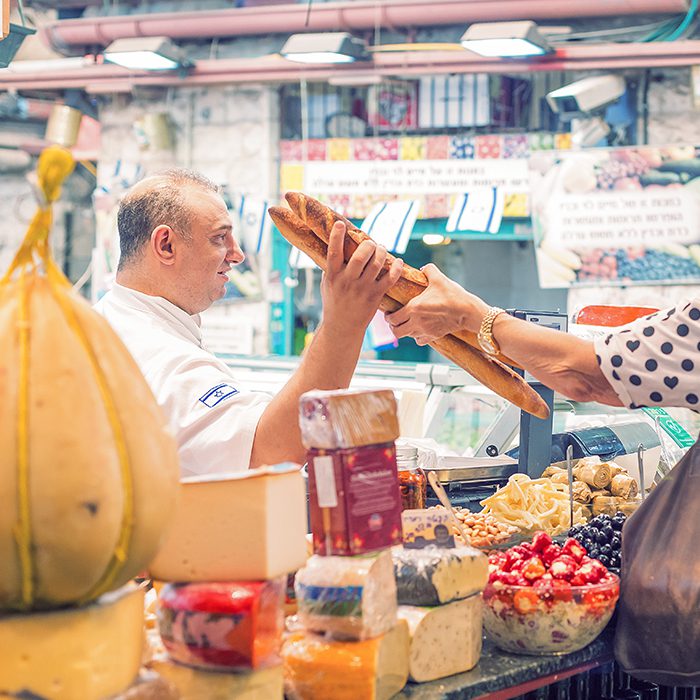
left=279, top=131, right=569, bottom=220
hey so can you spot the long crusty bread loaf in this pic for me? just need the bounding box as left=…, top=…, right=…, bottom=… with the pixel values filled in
left=284, top=191, right=521, bottom=369
left=268, top=206, right=549, bottom=420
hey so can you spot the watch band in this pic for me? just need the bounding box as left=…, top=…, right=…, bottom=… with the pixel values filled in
left=477, top=306, right=506, bottom=356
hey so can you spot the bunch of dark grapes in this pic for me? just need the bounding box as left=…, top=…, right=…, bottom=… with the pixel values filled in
left=568, top=512, right=627, bottom=570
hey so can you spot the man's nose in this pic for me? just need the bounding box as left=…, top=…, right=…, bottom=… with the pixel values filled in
left=227, top=235, right=245, bottom=265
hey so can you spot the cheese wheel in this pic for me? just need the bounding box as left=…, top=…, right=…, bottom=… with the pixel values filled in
left=282, top=621, right=409, bottom=700
left=0, top=583, right=144, bottom=700
left=157, top=579, right=285, bottom=671
left=393, top=545, right=488, bottom=606
left=295, top=550, right=397, bottom=641
left=149, top=464, right=307, bottom=582
left=398, top=594, right=483, bottom=682
left=149, top=657, right=283, bottom=700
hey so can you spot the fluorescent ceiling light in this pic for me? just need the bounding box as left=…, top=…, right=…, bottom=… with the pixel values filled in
left=423, top=234, right=446, bottom=246
left=461, top=21, right=551, bottom=58
left=281, top=32, right=369, bottom=64
left=104, top=36, right=191, bottom=71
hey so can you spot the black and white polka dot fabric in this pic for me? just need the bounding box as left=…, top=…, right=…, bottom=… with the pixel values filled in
left=593, top=296, right=700, bottom=411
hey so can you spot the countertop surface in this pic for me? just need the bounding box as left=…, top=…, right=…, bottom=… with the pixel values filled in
left=397, top=633, right=613, bottom=700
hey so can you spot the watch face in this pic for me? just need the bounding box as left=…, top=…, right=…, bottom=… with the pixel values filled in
left=478, top=335, right=498, bottom=356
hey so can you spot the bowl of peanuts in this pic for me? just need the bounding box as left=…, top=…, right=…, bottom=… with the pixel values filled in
left=430, top=506, right=520, bottom=548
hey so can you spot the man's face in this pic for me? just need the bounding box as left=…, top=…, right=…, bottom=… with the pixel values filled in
left=174, top=186, right=244, bottom=314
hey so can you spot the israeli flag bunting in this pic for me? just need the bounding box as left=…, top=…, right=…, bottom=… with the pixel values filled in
left=360, top=200, right=420, bottom=255
left=446, top=187, right=505, bottom=234
left=231, top=193, right=271, bottom=255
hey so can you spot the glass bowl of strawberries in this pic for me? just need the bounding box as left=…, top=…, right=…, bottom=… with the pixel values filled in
left=482, top=531, right=619, bottom=655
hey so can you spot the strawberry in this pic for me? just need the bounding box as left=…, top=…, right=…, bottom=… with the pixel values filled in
left=532, top=531, right=553, bottom=554
left=521, top=556, right=546, bottom=582
left=513, top=588, right=540, bottom=614
left=541, top=543, right=562, bottom=567
left=561, top=538, right=587, bottom=563
left=549, top=555, right=578, bottom=580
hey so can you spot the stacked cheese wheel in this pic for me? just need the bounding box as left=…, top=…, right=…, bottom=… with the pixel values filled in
left=0, top=147, right=180, bottom=700
left=147, top=464, right=308, bottom=700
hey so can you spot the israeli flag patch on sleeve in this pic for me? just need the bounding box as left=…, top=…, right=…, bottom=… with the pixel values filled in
left=198, top=383, right=239, bottom=408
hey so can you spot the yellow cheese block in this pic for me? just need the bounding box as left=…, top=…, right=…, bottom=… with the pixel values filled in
left=0, top=583, right=144, bottom=700
left=282, top=621, right=409, bottom=700
left=149, top=657, right=283, bottom=700
left=150, top=464, right=307, bottom=582
left=398, top=593, right=483, bottom=682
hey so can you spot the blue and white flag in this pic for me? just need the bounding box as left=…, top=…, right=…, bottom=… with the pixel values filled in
left=198, top=383, right=239, bottom=409
left=231, top=194, right=271, bottom=255
left=446, top=187, right=505, bottom=234
left=361, top=200, right=420, bottom=254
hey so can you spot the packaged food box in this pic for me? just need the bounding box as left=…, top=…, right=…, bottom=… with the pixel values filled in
left=301, top=389, right=403, bottom=556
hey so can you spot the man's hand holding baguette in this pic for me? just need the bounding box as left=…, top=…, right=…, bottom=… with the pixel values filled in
left=249, top=216, right=402, bottom=468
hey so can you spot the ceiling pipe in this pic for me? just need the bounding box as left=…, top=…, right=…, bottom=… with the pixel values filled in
left=2, top=41, right=700, bottom=91
left=42, top=0, right=689, bottom=50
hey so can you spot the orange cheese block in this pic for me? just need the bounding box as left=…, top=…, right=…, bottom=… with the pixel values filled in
left=282, top=621, right=409, bottom=700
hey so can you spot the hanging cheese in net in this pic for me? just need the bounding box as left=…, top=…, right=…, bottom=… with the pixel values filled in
left=0, top=146, right=180, bottom=611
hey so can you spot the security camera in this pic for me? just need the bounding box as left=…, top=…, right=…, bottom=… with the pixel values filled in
left=546, top=75, right=626, bottom=120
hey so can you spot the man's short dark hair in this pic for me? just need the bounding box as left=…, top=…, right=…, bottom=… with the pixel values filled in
left=117, top=168, right=218, bottom=270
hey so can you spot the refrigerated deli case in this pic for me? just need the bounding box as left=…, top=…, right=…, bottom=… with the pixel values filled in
left=218, top=353, right=696, bottom=503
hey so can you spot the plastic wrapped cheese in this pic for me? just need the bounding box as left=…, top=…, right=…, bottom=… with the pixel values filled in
left=398, top=594, right=483, bottom=682
left=295, top=550, right=397, bottom=641
left=282, top=621, right=409, bottom=700
left=299, top=389, right=400, bottom=449
left=149, top=655, right=283, bottom=700
left=392, top=545, right=488, bottom=606
left=157, top=579, right=285, bottom=671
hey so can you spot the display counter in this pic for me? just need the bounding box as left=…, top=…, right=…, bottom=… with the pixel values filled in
left=398, top=634, right=613, bottom=700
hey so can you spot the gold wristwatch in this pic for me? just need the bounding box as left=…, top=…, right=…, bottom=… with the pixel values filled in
left=477, top=306, right=506, bottom=357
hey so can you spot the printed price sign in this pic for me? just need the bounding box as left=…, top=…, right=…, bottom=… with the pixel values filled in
left=401, top=509, right=455, bottom=549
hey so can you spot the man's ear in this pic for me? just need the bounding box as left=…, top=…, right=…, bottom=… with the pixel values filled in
left=151, top=225, right=176, bottom=266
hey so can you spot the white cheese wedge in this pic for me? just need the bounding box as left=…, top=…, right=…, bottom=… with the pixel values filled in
left=393, top=545, right=488, bottom=606
left=0, top=583, right=144, bottom=700
left=149, top=657, right=283, bottom=700
left=282, top=621, right=409, bottom=700
left=150, top=464, right=307, bottom=582
left=295, top=550, right=397, bottom=640
left=398, top=594, right=483, bottom=682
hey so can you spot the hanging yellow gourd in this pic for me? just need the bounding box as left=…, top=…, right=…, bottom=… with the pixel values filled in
left=0, top=146, right=180, bottom=611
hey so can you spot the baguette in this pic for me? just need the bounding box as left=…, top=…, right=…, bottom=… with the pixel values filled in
left=268, top=206, right=549, bottom=420
left=285, top=191, right=521, bottom=369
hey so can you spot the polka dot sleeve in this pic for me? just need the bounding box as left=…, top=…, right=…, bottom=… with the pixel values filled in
left=593, top=296, right=700, bottom=411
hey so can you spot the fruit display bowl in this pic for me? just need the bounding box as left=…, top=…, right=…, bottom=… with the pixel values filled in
left=482, top=574, right=619, bottom=655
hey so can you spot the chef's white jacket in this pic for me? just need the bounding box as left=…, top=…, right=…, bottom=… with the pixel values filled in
left=94, top=284, right=270, bottom=477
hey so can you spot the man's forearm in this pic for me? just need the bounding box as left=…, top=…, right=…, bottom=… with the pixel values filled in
left=249, top=320, right=363, bottom=468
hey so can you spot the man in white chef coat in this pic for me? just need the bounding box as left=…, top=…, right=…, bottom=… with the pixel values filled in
left=95, top=169, right=402, bottom=477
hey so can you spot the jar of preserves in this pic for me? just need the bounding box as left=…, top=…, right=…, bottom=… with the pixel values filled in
left=396, top=446, right=427, bottom=511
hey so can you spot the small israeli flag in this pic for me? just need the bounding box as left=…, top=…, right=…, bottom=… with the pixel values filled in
left=199, top=383, right=239, bottom=408
left=231, top=194, right=270, bottom=255
left=446, top=187, right=505, bottom=234
left=361, top=200, right=420, bottom=254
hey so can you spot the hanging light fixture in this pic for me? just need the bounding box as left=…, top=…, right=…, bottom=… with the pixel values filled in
left=104, top=36, right=192, bottom=71
left=461, top=21, right=552, bottom=58
left=281, top=32, right=370, bottom=64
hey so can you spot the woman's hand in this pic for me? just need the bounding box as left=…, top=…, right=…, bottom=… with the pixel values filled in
left=385, top=264, right=489, bottom=345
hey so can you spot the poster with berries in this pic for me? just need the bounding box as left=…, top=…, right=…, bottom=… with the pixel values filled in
left=531, top=145, right=700, bottom=288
